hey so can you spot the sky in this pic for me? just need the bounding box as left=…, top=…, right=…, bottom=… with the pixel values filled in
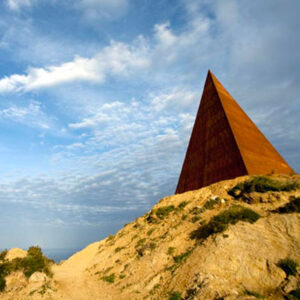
left=0, top=0, right=299, bottom=250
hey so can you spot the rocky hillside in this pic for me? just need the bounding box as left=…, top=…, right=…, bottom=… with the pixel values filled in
left=1, top=174, right=300, bottom=300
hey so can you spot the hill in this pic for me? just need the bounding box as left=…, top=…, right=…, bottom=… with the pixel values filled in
left=1, top=174, right=299, bottom=299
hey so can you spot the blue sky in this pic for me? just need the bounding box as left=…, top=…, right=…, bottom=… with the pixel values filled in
left=0, top=0, right=299, bottom=249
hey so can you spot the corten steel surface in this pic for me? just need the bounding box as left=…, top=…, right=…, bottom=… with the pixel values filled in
left=176, top=70, right=294, bottom=194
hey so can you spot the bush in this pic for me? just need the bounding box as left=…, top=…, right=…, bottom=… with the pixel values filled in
left=0, top=246, right=54, bottom=281
left=169, top=291, right=182, bottom=300
left=136, top=238, right=146, bottom=248
left=114, top=247, right=125, bottom=253
left=0, top=250, right=7, bottom=262
left=277, top=258, right=298, bottom=276
left=228, top=176, right=299, bottom=199
left=191, top=216, right=200, bottom=223
left=0, top=276, right=5, bottom=292
left=168, top=247, right=175, bottom=255
left=173, top=248, right=193, bottom=263
left=178, top=201, right=189, bottom=210
left=101, top=273, right=115, bottom=283
left=275, top=196, right=300, bottom=214
left=289, top=289, right=300, bottom=299
left=147, top=228, right=155, bottom=236
left=203, top=197, right=220, bottom=210
left=155, top=205, right=175, bottom=219
left=244, top=289, right=264, bottom=298
left=190, top=205, right=261, bottom=240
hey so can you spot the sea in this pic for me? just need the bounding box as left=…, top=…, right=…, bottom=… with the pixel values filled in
left=42, top=248, right=81, bottom=263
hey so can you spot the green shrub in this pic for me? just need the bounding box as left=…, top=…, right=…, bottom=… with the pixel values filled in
left=0, top=276, right=5, bottom=292
left=155, top=205, right=175, bottom=219
left=244, top=289, right=264, bottom=298
left=147, top=228, right=155, bottom=236
left=145, top=211, right=159, bottom=224
left=101, top=273, right=115, bottom=283
left=149, top=243, right=156, bottom=250
left=22, top=246, right=54, bottom=278
left=173, top=248, right=193, bottom=264
left=277, top=258, right=298, bottom=276
left=275, top=196, right=300, bottom=214
left=191, top=216, right=200, bottom=223
left=178, top=201, right=189, bottom=210
left=289, top=288, right=300, bottom=299
left=190, top=205, right=261, bottom=240
left=203, top=197, right=220, bottom=210
left=168, top=247, right=175, bottom=255
left=228, top=176, right=299, bottom=199
left=0, top=246, right=54, bottom=281
left=191, top=206, right=205, bottom=215
left=181, top=214, right=187, bottom=220
left=107, top=234, right=115, bottom=241
left=0, top=250, right=7, bottom=262
left=114, top=247, right=125, bottom=253
left=169, top=291, right=181, bottom=300
left=136, top=238, right=146, bottom=248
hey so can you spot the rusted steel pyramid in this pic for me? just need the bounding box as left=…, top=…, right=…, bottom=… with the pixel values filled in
left=176, top=70, right=293, bottom=194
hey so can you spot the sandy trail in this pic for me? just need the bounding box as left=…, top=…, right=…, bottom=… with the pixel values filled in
left=52, top=242, right=108, bottom=300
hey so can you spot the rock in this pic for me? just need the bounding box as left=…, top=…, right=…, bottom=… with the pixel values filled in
left=5, top=271, right=27, bottom=291
left=5, top=248, right=27, bottom=261
left=283, top=275, right=298, bottom=293
left=29, top=272, right=47, bottom=283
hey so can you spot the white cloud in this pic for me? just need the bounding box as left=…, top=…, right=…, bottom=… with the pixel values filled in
left=69, top=112, right=110, bottom=129
left=151, top=88, right=198, bottom=111
left=154, top=22, right=178, bottom=48
left=76, top=0, right=129, bottom=21
left=0, top=100, right=51, bottom=129
left=7, top=0, right=31, bottom=11
left=0, top=41, right=149, bottom=93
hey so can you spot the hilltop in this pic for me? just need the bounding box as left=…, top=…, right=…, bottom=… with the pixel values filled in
left=1, top=174, right=299, bottom=299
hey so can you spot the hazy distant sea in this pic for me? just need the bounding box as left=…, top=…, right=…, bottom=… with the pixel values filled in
left=42, top=248, right=80, bottom=263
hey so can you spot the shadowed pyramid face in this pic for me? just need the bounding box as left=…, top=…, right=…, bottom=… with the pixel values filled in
left=176, top=71, right=293, bottom=194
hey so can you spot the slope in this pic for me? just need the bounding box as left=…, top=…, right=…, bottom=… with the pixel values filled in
left=1, top=174, right=300, bottom=300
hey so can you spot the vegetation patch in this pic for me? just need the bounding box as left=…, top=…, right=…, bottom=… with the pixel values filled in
left=0, top=276, right=5, bottom=292
left=277, top=258, right=298, bottom=276
left=147, top=228, right=155, bottom=236
left=101, top=273, right=115, bottom=283
left=181, top=214, right=187, bottom=220
left=173, top=247, right=194, bottom=264
left=0, top=250, right=7, bottom=262
left=191, top=216, right=201, bottom=223
left=150, top=283, right=160, bottom=295
left=155, top=205, right=175, bottom=219
left=0, top=246, right=54, bottom=292
left=168, top=247, right=175, bottom=255
left=169, top=291, right=182, bottom=300
left=203, top=197, right=222, bottom=210
left=287, top=288, right=300, bottom=299
left=190, top=205, right=261, bottom=240
left=274, top=196, right=300, bottom=214
left=136, top=238, right=146, bottom=248
left=190, top=206, right=205, bottom=215
left=115, top=247, right=125, bottom=253
left=178, top=201, right=189, bottom=210
left=228, top=176, right=299, bottom=199
left=136, top=242, right=156, bottom=257
left=244, top=289, right=264, bottom=299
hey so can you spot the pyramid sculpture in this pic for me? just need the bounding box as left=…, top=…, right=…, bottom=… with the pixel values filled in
left=176, top=70, right=293, bottom=194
